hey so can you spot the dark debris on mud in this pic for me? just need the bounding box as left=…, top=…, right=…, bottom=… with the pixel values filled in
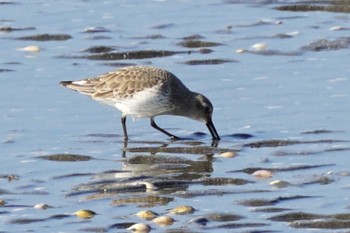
left=177, top=40, right=223, bottom=48
left=69, top=50, right=191, bottom=61
left=301, top=37, right=350, bottom=51
left=205, top=212, right=244, bottom=222
left=0, top=1, right=18, bottom=5
left=7, top=214, right=71, bottom=225
left=0, top=174, right=19, bottom=182
left=17, top=33, right=72, bottom=41
left=243, top=49, right=302, bottom=56
left=270, top=212, right=350, bottom=229
left=0, top=68, right=14, bottom=72
left=290, top=219, right=350, bottom=229
left=182, top=59, right=238, bottom=65
left=301, top=129, right=344, bottom=134
left=243, top=139, right=345, bottom=148
left=131, top=34, right=166, bottom=39
left=238, top=195, right=314, bottom=207
left=276, top=4, right=350, bottom=13
left=0, top=26, right=35, bottom=32
left=82, top=46, right=116, bottom=54
left=38, top=154, right=93, bottom=162
left=231, top=164, right=334, bottom=175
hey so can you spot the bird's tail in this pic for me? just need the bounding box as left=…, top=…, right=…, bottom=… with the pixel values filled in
left=59, top=80, right=95, bottom=96
left=60, top=81, right=73, bottom=87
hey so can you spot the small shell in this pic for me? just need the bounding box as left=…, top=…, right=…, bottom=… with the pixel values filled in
left=136, top=182, right=158, bottom=190
left=329, top=26, right=343, bottom=31
left=251, top=43, right=267, bottom=51
left=269, top=180, right=291, bottom=188
left=287, top=31, right=299, bottom=36
left=136, top=210, right=158, bottom=220
left=127, top=223, right=151, bottom=232
left=17, top=45, right=41, bottom=52
left=252, top=170, right=273, bottom=178
left=219, top=151, right=236, bottom=158
left=33, top=203, right=50, bottom=210
left=169, top=205, right=195, bottom=215
left=152, top=215, right=175, bottom=226
left=235, top=48, right=246, bottom=54
left=73, top=209, right=97, bottom=219
left=84, top=26, right=110, bottom=33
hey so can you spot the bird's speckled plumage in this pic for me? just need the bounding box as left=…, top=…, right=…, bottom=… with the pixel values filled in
left=60, top=66, right=220, bottom=140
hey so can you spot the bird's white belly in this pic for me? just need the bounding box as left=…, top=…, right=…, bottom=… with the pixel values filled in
left=114, top=88, right=173, bottom=117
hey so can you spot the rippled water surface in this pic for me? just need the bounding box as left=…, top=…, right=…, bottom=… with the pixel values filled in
left=1, top=1, right=350, bottom=232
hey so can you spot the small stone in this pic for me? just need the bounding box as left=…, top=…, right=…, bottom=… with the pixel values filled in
left=275, top=20, right=283, bottom=24
left=136, top=210, right=158, bottom=220
left=269, top=180, right=291, bottom=188
left=33, top=203, right=50, bottom=209
left=251, top=43, right=267, bottom=51
left=252, top=170, right=273, bottom=178
left=219, top=151, right=236, bottom=158
left=152, top=215, right=175, bottom=226
left=17, top=45, right=41, bottom=52
left=329, top=26, right=349, bottom=31
left=84, top=26, right=110, bottom=33
left=136, top=182, right=158, bottom=190
left=127, top=223, right=151, bottom=232
left=187, top=216, right=209, bottom=226
left=73, top=209, right=97, bottom=219
left=235, top=48, right=246, bottom=54
left=169, top=205, right=195, bottom=214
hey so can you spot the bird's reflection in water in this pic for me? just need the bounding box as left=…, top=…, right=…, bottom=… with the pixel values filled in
left=68, top=139, right=221, bottom=207
left=119, top=139, right=219, bottom=180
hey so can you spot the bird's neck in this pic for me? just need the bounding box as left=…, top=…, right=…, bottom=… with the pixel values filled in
left=172, top=91, right=198, bottom=118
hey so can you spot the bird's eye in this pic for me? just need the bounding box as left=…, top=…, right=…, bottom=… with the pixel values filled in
left=204, top=106, right=211, bottom=113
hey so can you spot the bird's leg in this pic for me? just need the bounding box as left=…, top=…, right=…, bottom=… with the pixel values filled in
left=122, top=139, right=127, bottom=158
left=121, top=116, right=128, bottom=141
left=211, top=139, right=219, bottom=148
left=150, top=118, right=180, bottom=140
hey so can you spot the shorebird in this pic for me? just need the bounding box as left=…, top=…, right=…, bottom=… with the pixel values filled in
left=60, top=66, right=220, bottom=141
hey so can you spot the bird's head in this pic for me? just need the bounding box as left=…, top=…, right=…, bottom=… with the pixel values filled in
left=189, top=94, right=220, bottom=140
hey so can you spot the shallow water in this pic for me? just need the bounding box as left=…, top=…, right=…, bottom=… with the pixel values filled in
left=1, top=0, right=350, bottom=232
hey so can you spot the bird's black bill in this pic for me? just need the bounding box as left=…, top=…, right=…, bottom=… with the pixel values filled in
left=206, top=119, right=220, bottom=140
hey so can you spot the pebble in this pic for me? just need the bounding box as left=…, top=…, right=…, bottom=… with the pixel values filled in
left=252, top=170, right=273, bottom=178
left=73, top=209, right=97, bottom=219
left=251, top=42, right=267, bottom=51
left=0, top=199, right=6, bottom=206
left=33, top=203, right=50, bottom=209
left=127, top=223, right=151, bottom=233
left=187, top=216, right=209, bottom=226
left=169, top=205, right=195, bottom=214
left=287, top=30, right=299, bottom=36
left=235, top=48, right=246, bottom=54
left=152, top=215, right=175, bottom=226
left=219, top=151, right=236, bottom=158
left=136, top=210, right=158, bottom=220
left=329, top=26, right=349, bottom=31
left=17, top=45, right=41, bottom=52
left=84, top=26, right=110, bottom=33
left=269, top=180, right=291, bottom=188
left=136, top=181, right=158, bottom=190
left=275, top=20, right=283, bottom=25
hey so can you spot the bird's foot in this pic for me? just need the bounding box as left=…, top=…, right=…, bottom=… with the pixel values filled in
left=170, top=135, right=182, bottom=141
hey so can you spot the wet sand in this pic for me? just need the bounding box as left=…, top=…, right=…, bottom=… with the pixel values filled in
left=1, top=1, right=350, bottom=232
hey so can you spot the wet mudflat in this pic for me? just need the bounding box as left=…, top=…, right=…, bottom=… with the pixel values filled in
left=1, top=1, right=350, bottom=232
